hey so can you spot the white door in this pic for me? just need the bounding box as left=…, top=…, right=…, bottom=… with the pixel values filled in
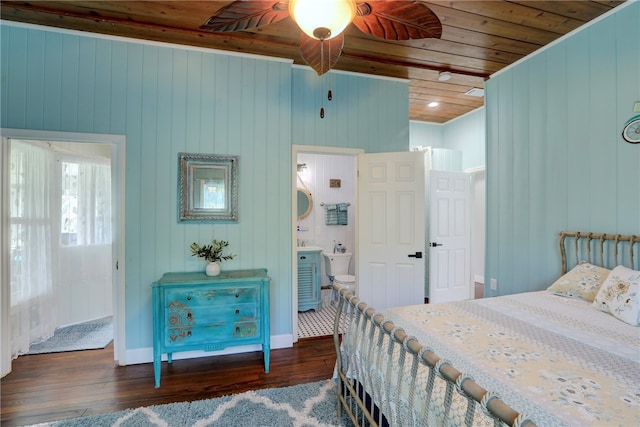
left=428, top=170, right=471, bottom=303
left=357, top=151, right=425, bottom=310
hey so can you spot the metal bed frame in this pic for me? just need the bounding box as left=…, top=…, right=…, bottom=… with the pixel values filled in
left=333, top=231, right=639, bottom=427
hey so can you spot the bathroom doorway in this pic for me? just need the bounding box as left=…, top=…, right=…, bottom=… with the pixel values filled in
left=292, top=145, right=362, bottom=341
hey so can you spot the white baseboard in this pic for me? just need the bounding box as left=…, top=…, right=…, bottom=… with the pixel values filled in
left=474, top=275, right=484, bottom=284
left=121, top=333, right=294, bottom=366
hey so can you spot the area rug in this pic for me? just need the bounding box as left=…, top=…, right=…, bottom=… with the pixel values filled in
left=26, top=316, right=113, bottom=355
left=29, top=380, right=352, bottom=427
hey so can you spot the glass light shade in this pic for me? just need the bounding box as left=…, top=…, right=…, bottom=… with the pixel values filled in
left=289, top=0, right=357, bottom=40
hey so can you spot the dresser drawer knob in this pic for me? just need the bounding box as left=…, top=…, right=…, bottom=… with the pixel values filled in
left=187, top=296, right=192, bottom=300
left=235, top=293, right=239, bottom=298
left=235, top=309, right=240, bottom=315
left=235, top=326, right=240, bottom=333
left=187, top=313, right=192, bottom=319
left=187, top=331, right=192, bottom=337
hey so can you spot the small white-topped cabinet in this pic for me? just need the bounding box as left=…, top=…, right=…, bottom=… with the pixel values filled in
left=297, top=247, right=322, bottom=312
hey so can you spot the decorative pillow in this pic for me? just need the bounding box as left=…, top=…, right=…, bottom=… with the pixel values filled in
left=592, top=265, right=640, bottom=326
left=546, top=262, right=610, bottom=302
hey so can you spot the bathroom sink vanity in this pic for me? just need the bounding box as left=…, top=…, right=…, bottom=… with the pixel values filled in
left=297, top=247, right=322, bottom=312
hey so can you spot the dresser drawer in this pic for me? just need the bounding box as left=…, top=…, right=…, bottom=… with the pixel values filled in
left=165, top=301, right=258, bottom=328
left=166, top=320, right=259, bottom=348
left=166, top=286, right=257, bottom=306
left=164, top=301, right=259, bottom=348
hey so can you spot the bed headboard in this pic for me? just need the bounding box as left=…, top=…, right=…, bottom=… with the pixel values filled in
left=560, top=231, right=639, bottom=274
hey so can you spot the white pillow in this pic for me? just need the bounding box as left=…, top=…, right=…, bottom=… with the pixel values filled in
left=592, top=265, right=640, bottom=326
left=546, top=262, right=610, bottom=302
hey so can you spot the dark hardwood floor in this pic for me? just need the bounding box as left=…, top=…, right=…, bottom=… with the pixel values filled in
left=1, top=336, right=336, bottom=427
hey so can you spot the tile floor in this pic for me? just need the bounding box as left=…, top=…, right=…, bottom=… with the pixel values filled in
left=297, top=289, right=341, bottom=339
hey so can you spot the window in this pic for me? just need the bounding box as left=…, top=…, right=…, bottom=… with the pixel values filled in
left=60, top=162, right=79, bottom=245
left=59, top=161, right=111, bottom=246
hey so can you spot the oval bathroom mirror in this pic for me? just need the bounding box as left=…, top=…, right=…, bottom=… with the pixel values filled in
left=297, top=188, right=313, bottom=220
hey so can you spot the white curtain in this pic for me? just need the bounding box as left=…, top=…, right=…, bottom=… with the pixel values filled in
left=9, top=141, right=57, bottom=358
left=72, top=162, right=111, bottom=245
left=58, top=160, right=112, bottom=326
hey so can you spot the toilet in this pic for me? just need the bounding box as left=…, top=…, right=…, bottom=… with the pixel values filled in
left=322, top=252, right=356, bottom=301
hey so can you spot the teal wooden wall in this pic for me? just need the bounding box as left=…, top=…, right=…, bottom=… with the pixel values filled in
left=1, top=23, right=410, bottom=354
left=292, top=68, right=409, bottom=151
left=442, top=108, right=486, bottom=170
left=485, top=2, right=640, bottom=296
left=409, top=120, right=443, bottom=149
left=409, top=108, right=485, bottom=170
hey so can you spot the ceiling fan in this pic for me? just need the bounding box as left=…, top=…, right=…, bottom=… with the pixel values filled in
left=200, top=0, right=443, bottom=76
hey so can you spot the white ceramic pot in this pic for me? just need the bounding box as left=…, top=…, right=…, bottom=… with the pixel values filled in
left=205, top=262, right=221, bottom=276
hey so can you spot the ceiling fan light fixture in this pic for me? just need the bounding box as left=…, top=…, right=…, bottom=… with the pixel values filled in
left=289, top=0, right=357, bottom=41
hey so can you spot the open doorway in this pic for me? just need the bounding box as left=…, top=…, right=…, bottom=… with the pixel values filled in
left=1, top=129, right=126, bottom=377
left=291, top=145, right=362, bottom=341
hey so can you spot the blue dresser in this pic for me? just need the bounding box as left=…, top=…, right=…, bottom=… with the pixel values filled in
left=151, top=269, right=270, bottom=388
left=297, top=248, right=322, bottom=312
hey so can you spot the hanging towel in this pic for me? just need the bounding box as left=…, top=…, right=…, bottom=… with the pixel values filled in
left=325, top=204, right=338, bottom=225
left=337, top=203, right=348, bottom=225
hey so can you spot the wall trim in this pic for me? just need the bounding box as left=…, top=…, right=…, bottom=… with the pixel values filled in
left=292, top=64, right=409, bottom=83
left=1, top=20, right=409, bottom=85
left=465, top=166, right=486, bottom=174
left=0, top=20, right=293, bottom=66
left=0, top=128, right=127, bottom=366
left=124, top=333, right=293, bottom=366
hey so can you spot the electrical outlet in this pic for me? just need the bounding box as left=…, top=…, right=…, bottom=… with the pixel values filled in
left=490, top=278, right=497, bottom=291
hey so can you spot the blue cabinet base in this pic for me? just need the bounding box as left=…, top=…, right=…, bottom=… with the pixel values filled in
left=298, top=249, right=322, bottom=312
left=152, top=269, right=271, bottom=387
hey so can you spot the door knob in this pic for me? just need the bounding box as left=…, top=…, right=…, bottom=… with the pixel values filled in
left=430, top=242, right=443, bottom=247
left=408, top=251, right=423, bottom=258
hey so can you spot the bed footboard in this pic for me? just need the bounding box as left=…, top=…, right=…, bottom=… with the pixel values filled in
left=332, top=285, right=536, bottom=427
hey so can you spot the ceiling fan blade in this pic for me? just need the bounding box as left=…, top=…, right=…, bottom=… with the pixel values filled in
left=299, top=33, right=344, bottom=76
left=200, top=1, right=289, bottom=32
left=352, top=1, right=442, bottom=40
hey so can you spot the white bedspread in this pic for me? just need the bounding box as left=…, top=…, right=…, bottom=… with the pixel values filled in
left=377, top=291, right=640, bottom=426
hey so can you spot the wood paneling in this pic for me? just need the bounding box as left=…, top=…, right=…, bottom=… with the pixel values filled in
left=1, top=22, right=411, bottom=356
left=0, top=0, right=626, bottom=123
left=485, top=2, right=640, bottom=297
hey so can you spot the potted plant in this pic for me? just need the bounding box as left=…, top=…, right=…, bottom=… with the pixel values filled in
left=190, top=239, right=235, bottom=276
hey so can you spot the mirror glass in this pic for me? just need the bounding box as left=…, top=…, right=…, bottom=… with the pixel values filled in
left=179, top=153, right=238, bottom=222
left=297, top=188, right=313, bottom=220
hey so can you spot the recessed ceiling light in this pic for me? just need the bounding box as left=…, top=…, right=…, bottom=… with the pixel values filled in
left=438, top=71, right=452, bottom=81
left=428, top=101, right=439, bottom=108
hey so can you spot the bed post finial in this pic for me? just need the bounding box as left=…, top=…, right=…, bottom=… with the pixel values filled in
left=559, top=232, right=568, bottom=274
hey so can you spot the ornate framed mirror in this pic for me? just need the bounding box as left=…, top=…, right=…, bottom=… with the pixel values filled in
left=297, top=188, right=313, bottom=220
left=178, top=153, right=238, bottom=222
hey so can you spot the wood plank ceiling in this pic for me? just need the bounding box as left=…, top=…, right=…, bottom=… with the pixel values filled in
left=0, top=1, right=626, bottom=123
